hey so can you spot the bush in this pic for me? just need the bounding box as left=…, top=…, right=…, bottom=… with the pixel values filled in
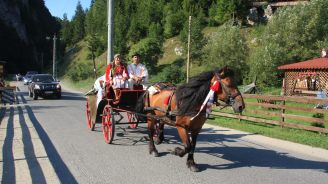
left=68, top=62, right=94, bottom=81
left=312, top=108, right=325, bottom=128
left=128, top=38, right=162, bottom=74
left=202, top=23, right=248, bottom=84
left=155, top=59, right=186, bottom=84
left=248, top=43, right=286, bottom=86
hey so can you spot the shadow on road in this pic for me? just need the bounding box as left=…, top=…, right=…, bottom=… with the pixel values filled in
left=1, top=107, right=15, bottom=184
left=1, top=94, right=78, bottom=183
left=196, top=128, right=328, bottom=173
left=17, top=106, right=47, bottom=183
left=113, top=124, right=328, bottom=173
left=22, top=94, right=78, bottom=183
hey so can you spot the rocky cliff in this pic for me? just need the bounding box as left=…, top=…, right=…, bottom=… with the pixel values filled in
left=0, top=0, right=60, bottom=74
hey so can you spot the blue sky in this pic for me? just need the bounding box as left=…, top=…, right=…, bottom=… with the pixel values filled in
left=44, top=0, right=91, bottom=20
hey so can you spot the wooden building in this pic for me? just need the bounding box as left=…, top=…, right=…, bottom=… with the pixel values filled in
left=252, top=0, right=309, bottom=7
left=278, top=57, right=328, bottom=96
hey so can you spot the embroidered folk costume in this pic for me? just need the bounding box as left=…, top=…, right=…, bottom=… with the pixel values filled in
left=127, top=54, right=148, bottom=89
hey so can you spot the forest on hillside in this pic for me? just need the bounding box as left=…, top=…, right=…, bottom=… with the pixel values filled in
left=60, top=0, right=328, bottom=87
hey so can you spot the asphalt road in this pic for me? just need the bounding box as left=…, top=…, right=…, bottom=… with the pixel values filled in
left=1, top=81, right=328, bottom=184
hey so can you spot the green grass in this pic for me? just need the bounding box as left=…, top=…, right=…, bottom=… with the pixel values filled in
left=158, top=36, right=182, bottom=65
left=207, top=117, right=328, bottom=150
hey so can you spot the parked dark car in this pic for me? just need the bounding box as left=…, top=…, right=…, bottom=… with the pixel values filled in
left=28, top=74, right=61, bottom=100
left=23, top=71, right=38, bottom=85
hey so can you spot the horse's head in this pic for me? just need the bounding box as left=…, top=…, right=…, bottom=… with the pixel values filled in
left=212, top=67, right=245, bottom=113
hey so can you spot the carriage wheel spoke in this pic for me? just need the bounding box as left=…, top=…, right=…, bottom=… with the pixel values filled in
left=102, top=105, right=115, bottom=144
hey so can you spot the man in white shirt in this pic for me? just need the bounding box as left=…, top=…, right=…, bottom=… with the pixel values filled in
left=127, top=53, right=149, bottom=89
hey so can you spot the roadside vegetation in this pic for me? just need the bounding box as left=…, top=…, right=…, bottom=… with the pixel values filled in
left=56, top=0, right=328, bottom=148
left=58, top=0, right=328, bottom=88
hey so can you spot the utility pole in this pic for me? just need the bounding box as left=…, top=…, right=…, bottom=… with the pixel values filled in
left=107, top=0, right=114, bottom=64
left=92, top=51, right=97, bottom=79
left=52, top=34, right=57, bottom=79
left=187, top=16, right=192, bottom=83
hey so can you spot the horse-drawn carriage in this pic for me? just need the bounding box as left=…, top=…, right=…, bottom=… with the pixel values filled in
left=85, top=83, right=146, bottom=144
left=85, top=67, right=245, bottom=172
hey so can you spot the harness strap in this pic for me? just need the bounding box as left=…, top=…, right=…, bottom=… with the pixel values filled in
left=165, top=91, right=175, bottom=116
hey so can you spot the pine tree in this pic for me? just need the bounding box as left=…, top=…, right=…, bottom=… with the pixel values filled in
left=60, top=14, right=73, bottom=46
left=71, top=1, right=86, bottom=43
left=216, top=0, right=251, bottom=24
left=208, top=2, right=218, bottom=26
left=163, top=1, right=185, bottom=38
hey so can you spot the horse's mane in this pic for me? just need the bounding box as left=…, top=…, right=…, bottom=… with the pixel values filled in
left=175, top=67, right=234, bottom=116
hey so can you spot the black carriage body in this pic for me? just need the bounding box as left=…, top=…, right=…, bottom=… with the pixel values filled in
left=88, top=88, right=145, bottom=123
left=114, top=89, right=144, bottom=111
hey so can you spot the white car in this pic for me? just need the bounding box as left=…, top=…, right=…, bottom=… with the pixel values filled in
left=23, top=71, right=38, bottom=85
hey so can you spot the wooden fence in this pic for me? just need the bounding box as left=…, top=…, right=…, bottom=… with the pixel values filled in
left=211, top=94, right=328, bottom=134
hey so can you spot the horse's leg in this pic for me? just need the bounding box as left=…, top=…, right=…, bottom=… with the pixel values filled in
left=147, top=117, right=159, bottom=157
left=171, top=127, right=191, bottom=157
left=154, top=121, right=164, bottom=145
left=186, top=131, right=199, bottom=172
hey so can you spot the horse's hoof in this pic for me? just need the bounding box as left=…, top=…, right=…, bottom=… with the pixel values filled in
left=154, top=138, right=163, bottom=145
left=189, top=165, right=200, bottom=172
left=149, top=149, right=159, bottom=157
left=151, top=151, right=159, bottom=157
left=187, top=160, right=200, bottom=172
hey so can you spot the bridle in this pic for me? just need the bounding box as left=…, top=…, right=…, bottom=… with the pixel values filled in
left=214, top=73, right=242, bottom=109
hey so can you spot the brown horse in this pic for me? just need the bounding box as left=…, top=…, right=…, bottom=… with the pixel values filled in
left=135, top=67, right=245, bottom=172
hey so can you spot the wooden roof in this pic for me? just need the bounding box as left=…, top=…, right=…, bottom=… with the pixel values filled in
left=278, top=57, right=328, bottom=70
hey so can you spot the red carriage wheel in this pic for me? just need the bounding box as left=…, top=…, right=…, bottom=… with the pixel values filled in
left=86, top=98, right=95, bottom=131
left=127, top=112, right=138, bottom=129
left=102, top=105, right=115, bottom=144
